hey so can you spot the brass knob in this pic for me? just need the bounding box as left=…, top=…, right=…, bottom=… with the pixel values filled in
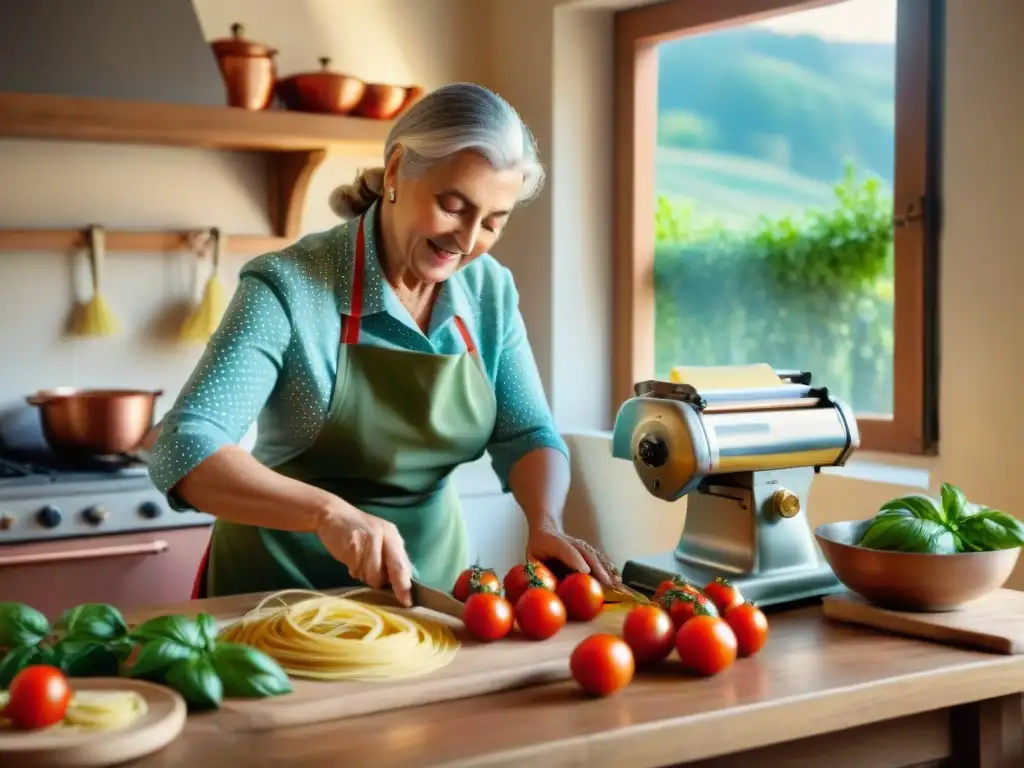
left=0, top=514, right=13, bottom=531
left=772, top=489, right=801, bottom=519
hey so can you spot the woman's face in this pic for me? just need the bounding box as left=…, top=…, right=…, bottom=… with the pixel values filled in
left=384, top=148, right=524, bottom=284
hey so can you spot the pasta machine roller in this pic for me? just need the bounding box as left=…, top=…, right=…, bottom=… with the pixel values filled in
left=611, top=367, right=860, bottom=607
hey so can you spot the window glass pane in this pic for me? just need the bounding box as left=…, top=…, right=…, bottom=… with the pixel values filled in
left=653, top=0, right=897, bottom=416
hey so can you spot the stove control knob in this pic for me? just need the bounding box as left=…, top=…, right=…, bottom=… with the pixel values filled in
left=83, top=505, right=108, bottom=525
left=0, top=514, right=14, bottom=531
left=36, top=505, right=62, bottom=529
left=138, top=501, right=163, bottom=519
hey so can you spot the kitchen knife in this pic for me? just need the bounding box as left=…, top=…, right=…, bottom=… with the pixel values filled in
left=409, top=579, right=465, bottom=620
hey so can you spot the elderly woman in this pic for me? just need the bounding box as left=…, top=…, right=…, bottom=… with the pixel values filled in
left=149, top=83, right=618, bottom=605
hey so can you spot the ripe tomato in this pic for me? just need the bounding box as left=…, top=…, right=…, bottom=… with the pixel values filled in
left=675, top=615, right=738, bottom=676
left=4, top=665, right=72, bottom=730
left=453, top=565, right=501, bottom=602
left=515, top=587, right=567, bottom=640
left=556, top=572, right=604, bottom=622
left=703, top=578, right=744, bottom=615
left=654, top=578, right=706, bottom=607
left=462, top=592, right=514, bottom=642
left=663, top=588, right=718, bottom=628
left=621, top=604, right=675, bottom=664
left=504, top=561, right=557, bottom=606
left=570, top=633, right=635, bottom=697
left=725, top=602, right=769, bottom=657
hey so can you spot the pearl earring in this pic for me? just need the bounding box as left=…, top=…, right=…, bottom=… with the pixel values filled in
left=387, top=187, right=396, bottom=203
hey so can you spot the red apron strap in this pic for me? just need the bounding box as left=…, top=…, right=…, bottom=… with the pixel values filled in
left=453, top=316, right=479, bottom=357
left=191, top=541, right=211, bottom=600
left=341, top=213, right=368, bottom=345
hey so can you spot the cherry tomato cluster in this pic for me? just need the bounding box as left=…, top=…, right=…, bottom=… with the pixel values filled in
left=569, top=576, right=770, bottom=697
left=2, top=664, right=73, bottom=730
left=453, top=561, right=606, bottom=645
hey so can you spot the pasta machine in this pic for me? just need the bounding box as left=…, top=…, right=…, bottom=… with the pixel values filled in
left=611, top=366, right=860, bottom=607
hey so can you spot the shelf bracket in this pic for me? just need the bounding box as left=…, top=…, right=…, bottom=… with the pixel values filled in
left=267, top=149, right=329, bottom=241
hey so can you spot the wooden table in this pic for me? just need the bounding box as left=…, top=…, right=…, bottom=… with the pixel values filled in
left=128, top=596, right=1024, bottom=768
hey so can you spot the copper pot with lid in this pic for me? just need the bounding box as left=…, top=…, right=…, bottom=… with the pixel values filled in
left=26, top=388, right=164, bottom=456
left=276, top=57, right=366, bottom=115
left=210, top=23, right=277, bottom=110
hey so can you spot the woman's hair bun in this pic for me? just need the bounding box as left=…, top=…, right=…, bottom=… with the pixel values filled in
left=328, top=167, right=386, bottom=221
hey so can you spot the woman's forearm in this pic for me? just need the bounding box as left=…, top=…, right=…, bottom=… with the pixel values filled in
left=507, top=447, right=571, bottom=533
left=175, top=445, right=342, bottom=532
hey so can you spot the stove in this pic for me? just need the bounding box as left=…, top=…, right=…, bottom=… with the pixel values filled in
left=0, top=456, right=214, bottom=545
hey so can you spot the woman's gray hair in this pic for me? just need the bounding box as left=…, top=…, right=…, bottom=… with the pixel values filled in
left=329, top=83, right=545, bottom=220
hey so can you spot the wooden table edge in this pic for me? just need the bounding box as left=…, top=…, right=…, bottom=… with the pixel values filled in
left=437, top=657, right=1024, bottom=767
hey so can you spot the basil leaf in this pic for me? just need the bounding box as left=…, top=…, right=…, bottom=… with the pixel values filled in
left=131, top=615, right=204, bottom=651
left=130, top=638, right=196, bottom=682
left=857, top=508, right=957, bottom=553
left=0, top=645, right=44, bottom=687
left=211, top=642, right=292, bottom=698
left=0, top=603, right=50, bottom=648
left=939, top=483, right=973, bottom=523
left=52, top=639, right=120, bottom=677
left=879, top=494, right=945, bottom=525
left=109, top=636, right=136, bottom=663
left=196, top=614, right=218, bottom=653
left=957, top=508, right=1024, bottom=552
left=165, top=655, right=223, bottom=711
left=55, top=604, right=128, bottom=642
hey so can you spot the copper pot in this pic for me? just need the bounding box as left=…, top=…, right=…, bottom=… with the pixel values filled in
left=276, top=57, right=366, bottom=115
left=26, top=388, right=164, bottom=456
left=353, top=84, right=425, bottom=120
left=210, top=23, right=277, bottom=110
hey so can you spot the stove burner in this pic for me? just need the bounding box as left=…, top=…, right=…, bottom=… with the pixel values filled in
left=0, top=457, right=49, bottom=479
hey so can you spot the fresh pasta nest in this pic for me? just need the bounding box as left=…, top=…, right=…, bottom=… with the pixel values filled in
left=0, top=689, right=148, bottom=733
left=217, top=589, right=460, bottom=681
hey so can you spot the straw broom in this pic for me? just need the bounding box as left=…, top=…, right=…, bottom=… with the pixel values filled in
left=69, top=225, right=121, bottom=337
left=180, top=227, right=228, bottom=343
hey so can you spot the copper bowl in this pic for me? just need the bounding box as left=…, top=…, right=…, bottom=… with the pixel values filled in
left=276, top=57, right=365, bottom=115
left=816, top=520, right=1021, bottom=612
left=353, top=84, right=424, bottom=120
left=27, top=388, right=164, bottom=456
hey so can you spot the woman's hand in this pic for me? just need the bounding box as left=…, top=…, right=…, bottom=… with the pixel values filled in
left=526, top=526, right=621, bottom=588
left=316, top=504, right=414, bottom=606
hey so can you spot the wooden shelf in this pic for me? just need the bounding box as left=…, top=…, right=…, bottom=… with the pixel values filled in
left=0, top=92, right=392, bottom=250
left=0, top=91, right=392, bottom=153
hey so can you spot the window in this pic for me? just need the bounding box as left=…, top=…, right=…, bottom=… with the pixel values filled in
left=612, top=0, right=941, bottom=454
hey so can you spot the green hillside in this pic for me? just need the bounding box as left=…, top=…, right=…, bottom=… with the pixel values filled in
left=655, top=25, right=896, bottom=223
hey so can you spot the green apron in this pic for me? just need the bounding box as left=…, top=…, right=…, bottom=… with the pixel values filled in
left=191, top=215, right=498, bottom=598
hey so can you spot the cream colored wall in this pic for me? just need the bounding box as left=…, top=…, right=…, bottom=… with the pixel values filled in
left=0, top=0, right=485, bottom=408
left=478, top=0, right=1024, bottom=588
left=2, top=0, right=1023, bottom=586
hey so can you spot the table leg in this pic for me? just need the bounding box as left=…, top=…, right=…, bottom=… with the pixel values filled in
left=950, top=694, right=1024, bottom=768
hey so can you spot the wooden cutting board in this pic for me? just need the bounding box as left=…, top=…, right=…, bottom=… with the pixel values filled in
left=822, top=589, right=1024, bottom=655
left=139, top=594, right=633, bottom=734
left=0, top=678, right=186, bottom=768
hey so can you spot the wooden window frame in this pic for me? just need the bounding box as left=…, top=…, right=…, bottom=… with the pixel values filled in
left=612, top=0, right=942, bottom=454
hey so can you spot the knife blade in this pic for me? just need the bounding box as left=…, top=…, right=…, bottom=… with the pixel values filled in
left=409, top=579, right=465, bottom=620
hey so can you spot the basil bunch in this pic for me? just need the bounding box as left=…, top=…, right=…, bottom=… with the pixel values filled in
left=129, top=614, right=291, bottom=711
left=0, top=602, right=292, bottom=712
left=857, top=483, right=1024, bottom=554
left=0, top=602, right=132, bottom=687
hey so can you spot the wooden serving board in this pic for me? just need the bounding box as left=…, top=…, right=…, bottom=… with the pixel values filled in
left=822, top=589, right=1024, bottom=655
left=131, top=591, right=632, bottom=734
left=0, top=678, right=186, bottom=768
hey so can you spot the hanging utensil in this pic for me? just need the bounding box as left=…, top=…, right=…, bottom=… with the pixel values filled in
left=180, top=228, right=228, bottom=343
left=68, top=225, right=121, bottom=337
